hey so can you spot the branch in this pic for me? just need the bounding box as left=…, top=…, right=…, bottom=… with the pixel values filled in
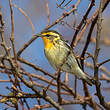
left=44, top=0, right=50, bottom=26
left=70, top=0, right=95, bottom=48
left=9, top=0, right=17, bottom=61
left=94, top=0, right=110, bottom=109
left=12, top=4, right=35, bottom=35
left=98, top=59, right=110, bottom=67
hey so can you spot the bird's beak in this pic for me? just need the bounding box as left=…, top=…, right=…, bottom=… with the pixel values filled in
left=37, top=34, right=45, bottom=38
left=36, top=34, right=41, bottom=37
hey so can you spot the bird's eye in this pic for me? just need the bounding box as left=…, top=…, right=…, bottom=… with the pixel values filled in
left=46, top=34, right=50, bottom=37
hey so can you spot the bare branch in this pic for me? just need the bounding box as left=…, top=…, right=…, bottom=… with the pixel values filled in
left=44, top=0, right=50, bottom=26
left=12, top=4, right=35, bottom=35
left=94, top=0, right=110, bottom=109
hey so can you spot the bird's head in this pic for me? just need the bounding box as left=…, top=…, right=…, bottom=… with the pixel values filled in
left=38, top=30, right=62, bottom=49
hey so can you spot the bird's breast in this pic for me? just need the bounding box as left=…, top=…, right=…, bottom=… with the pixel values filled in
left=44, top=44, right=60, bottom=70
left=44, top=43, right=70, bottom=70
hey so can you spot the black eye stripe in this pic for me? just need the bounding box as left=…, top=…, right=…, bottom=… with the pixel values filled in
left=45, top=34, right=58, bottom=38
left=46, top=34, right=50, bottom=37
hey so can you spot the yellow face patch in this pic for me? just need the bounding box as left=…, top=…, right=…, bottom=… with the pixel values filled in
left=41, top=31, right=61, bottom=49
left=42, top=37, right=53, bottom=49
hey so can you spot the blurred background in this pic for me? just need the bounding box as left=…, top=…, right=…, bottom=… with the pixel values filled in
left=0, top=0, right=110, bottom=110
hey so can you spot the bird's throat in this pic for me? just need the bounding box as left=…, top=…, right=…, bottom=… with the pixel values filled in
left=42, top=37, right=53, bottom=49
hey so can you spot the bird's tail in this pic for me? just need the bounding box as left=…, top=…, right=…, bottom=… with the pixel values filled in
left=76, top=67, right=95, bottom=86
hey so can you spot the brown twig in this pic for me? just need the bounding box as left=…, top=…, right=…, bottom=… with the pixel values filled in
left=100, top=74, right=110, bottom=82
left=81, top=18, right=97, bottom=68
left=43, top=69, right=60, bottom=95
left=98, top=59, right=110, bottom=67
left=0, top=6, right=10, bottom=56
left=0, top=80, right=10, bottom=82
left=79, top=9, right=98, bottom=100
left=12, top=4, right=35, bottom=35
left=64, top=0, right=72, bottom=8
left=9, top=0, right=16, bottom=61
left=57, top=71, right=62, bottom=104
left=17, top=36, right=38, bottom=56
left=9, top=0, right=18, bottom=96
left=56, top=0, right=66, bottom=8
left=74, top=10, right=98, bottom=47
left=44, top=0, right=80, bottom=31
left=44, top=0, right=50, bottom=26
left=56, top=0, right=73, bottom=10
left=65, top=72, right=69, bottom=84
left=31, top=97, right=98, bottom=110
left=74, top=76, right=77, bottom=98
left=32, top=81, right=71, bottom=95
left=70, top=0, right=95, bottom=48
left=75, top=10, right=99, bottom=100
left=85, top=61, right=110, bottom=77
left=37, top=98, right=42, bottom=110
left=94, top=0, right=110, bottom=109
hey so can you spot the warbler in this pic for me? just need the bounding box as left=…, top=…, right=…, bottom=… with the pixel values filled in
left=38, top=30, right=93, bottom=86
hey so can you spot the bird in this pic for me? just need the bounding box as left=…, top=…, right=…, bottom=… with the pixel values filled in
left=38, top=30, right=94, bottom=86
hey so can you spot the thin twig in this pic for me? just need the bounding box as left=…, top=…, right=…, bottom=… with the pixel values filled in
left=74, top=10, right=98, bottom=47
left=9, top=0, right=16, bottom=61
left=17, top=36, right=37, bottom=56
left=12, top=4, right=35, bottom=35
left=100, top=74, right=110, bottom=82
left=43, top=69, right=60, bottom=94
left=56, top=0, right=66, bottom=8
left=32, top=97, right=94, bottom=110
left=57, top=72, right=62, bottom=104
left=71, top=0, right=95, bottom=48
left=98, top=59, right=110, bottom=67
left=65, top=72, right=69, bottom=84
left=74, top=76, right=77, bottom=98
left=44, top=0, right=80, bottom=31
left=9, top=0, right=18, bottom=96
left=85, top=61, right=110, bottom=77
left=44, top=0, right=50, bottom=26
left=94, top=0, right=110, bottom=109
